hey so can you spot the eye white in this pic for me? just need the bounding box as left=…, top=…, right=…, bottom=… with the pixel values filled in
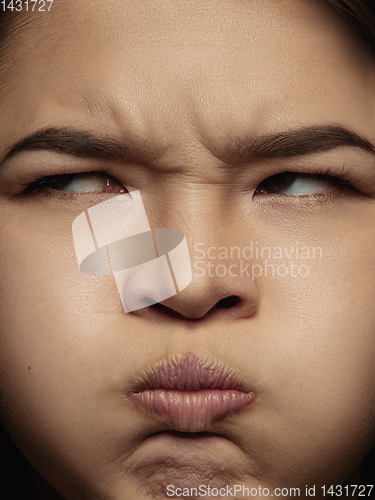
left=282, top=176, right=336, bottom=195
left=60, top=173, right=107, bottom=192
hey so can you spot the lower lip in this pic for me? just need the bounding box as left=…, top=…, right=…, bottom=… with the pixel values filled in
left=132, top=389, right=253, bottom=432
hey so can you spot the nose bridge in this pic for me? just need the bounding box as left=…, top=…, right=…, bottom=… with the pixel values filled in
left=146, top=186, right=250, bottom=273
left=155, top=187, right=255, bottom=269
left=146, top=190, right=260, bottom=320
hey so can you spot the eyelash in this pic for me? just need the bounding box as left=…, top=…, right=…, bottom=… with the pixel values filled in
left=255, top=167, right=359, bottom=197
left=19, top=166, right=359, bottom=198
left=21, top=170, right=126, bottom=196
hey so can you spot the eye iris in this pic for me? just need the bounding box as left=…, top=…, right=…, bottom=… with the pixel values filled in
left=47, top=173, right=75, bottom=190
left=260, top=172, right=297, bottom=194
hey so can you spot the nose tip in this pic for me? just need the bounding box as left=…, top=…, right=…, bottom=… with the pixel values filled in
left=132, top=269, right=259, bottom=320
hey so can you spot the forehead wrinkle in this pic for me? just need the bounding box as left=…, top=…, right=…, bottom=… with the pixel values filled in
left=62, top=81, right=205, bottom=169
left=73, top=91, right=143, bottom=136
left=0, top=14, right=34, bottom=96
left=0, top=2, right=69, bottom=98
left=0, top=12, right=49, bottom=99
left=65, top=92, right=172, bottom=166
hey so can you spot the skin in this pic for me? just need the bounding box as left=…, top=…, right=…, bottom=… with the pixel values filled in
left=0, top=0, right=375, bottom=498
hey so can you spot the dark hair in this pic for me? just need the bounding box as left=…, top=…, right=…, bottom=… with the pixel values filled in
left=327, top=0, right=375, bottom=51
left=0, top=0, right=375, bottom=497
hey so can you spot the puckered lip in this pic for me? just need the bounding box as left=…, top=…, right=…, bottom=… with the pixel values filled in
left=129, top=352, right=251, bottom=393
left=127, top=352, right=254, bottom=432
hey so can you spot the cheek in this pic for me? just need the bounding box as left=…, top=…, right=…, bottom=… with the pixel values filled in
left=255, top=201, right=375, bottom=388
left=0, top=217, right=116, bottom=426
left=262, top=271, right=375, bottom=430
left=215, top=210, right=374, bottom=486
left=0, top=216, right=144, bottom=492
left=249, top=210, right=375, bottom=473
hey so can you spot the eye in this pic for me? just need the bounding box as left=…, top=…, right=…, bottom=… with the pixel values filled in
left=254, top=172, right=349, bottom=196
left=24, top=172, right=128, bottom=195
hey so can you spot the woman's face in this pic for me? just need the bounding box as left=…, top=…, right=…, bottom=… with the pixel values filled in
left=1, top=0, right=375, bottom=498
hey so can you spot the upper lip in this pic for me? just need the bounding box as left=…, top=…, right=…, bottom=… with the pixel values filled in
left=129, top=352, right=251, bottom=394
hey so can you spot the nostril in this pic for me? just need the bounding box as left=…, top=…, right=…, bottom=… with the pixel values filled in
left=148, top=302, right=186, bottom=318
left=146, top=295, right=243, bottom=319
left=215, top=296, right=240, bottom=309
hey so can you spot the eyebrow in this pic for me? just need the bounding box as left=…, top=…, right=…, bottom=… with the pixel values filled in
left=1, top=125, right=374, bottom=167
left=223, top=125, right=375, bottom=162
left=0, top=127, right=162, bottom=166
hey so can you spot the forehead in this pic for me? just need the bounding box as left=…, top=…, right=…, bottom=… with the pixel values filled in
left=1, top=0, right=375, bottom=157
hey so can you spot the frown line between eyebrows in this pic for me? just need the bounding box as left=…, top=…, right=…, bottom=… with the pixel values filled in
left=0, top=125, right=375, bottom=169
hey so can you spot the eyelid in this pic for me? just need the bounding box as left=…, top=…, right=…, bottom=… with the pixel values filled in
left=252, top=166, right=363, bottom=199
left=288, top=165, right=358, bottom=184
left=20, top=170, right=127, bottom=196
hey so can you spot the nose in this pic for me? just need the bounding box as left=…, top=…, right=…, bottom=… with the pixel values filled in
left=129, top=239, right=260, bottom=321
left=72, top=190, right=260, bottom=321
left=162, top=256, right=259, bottom=320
